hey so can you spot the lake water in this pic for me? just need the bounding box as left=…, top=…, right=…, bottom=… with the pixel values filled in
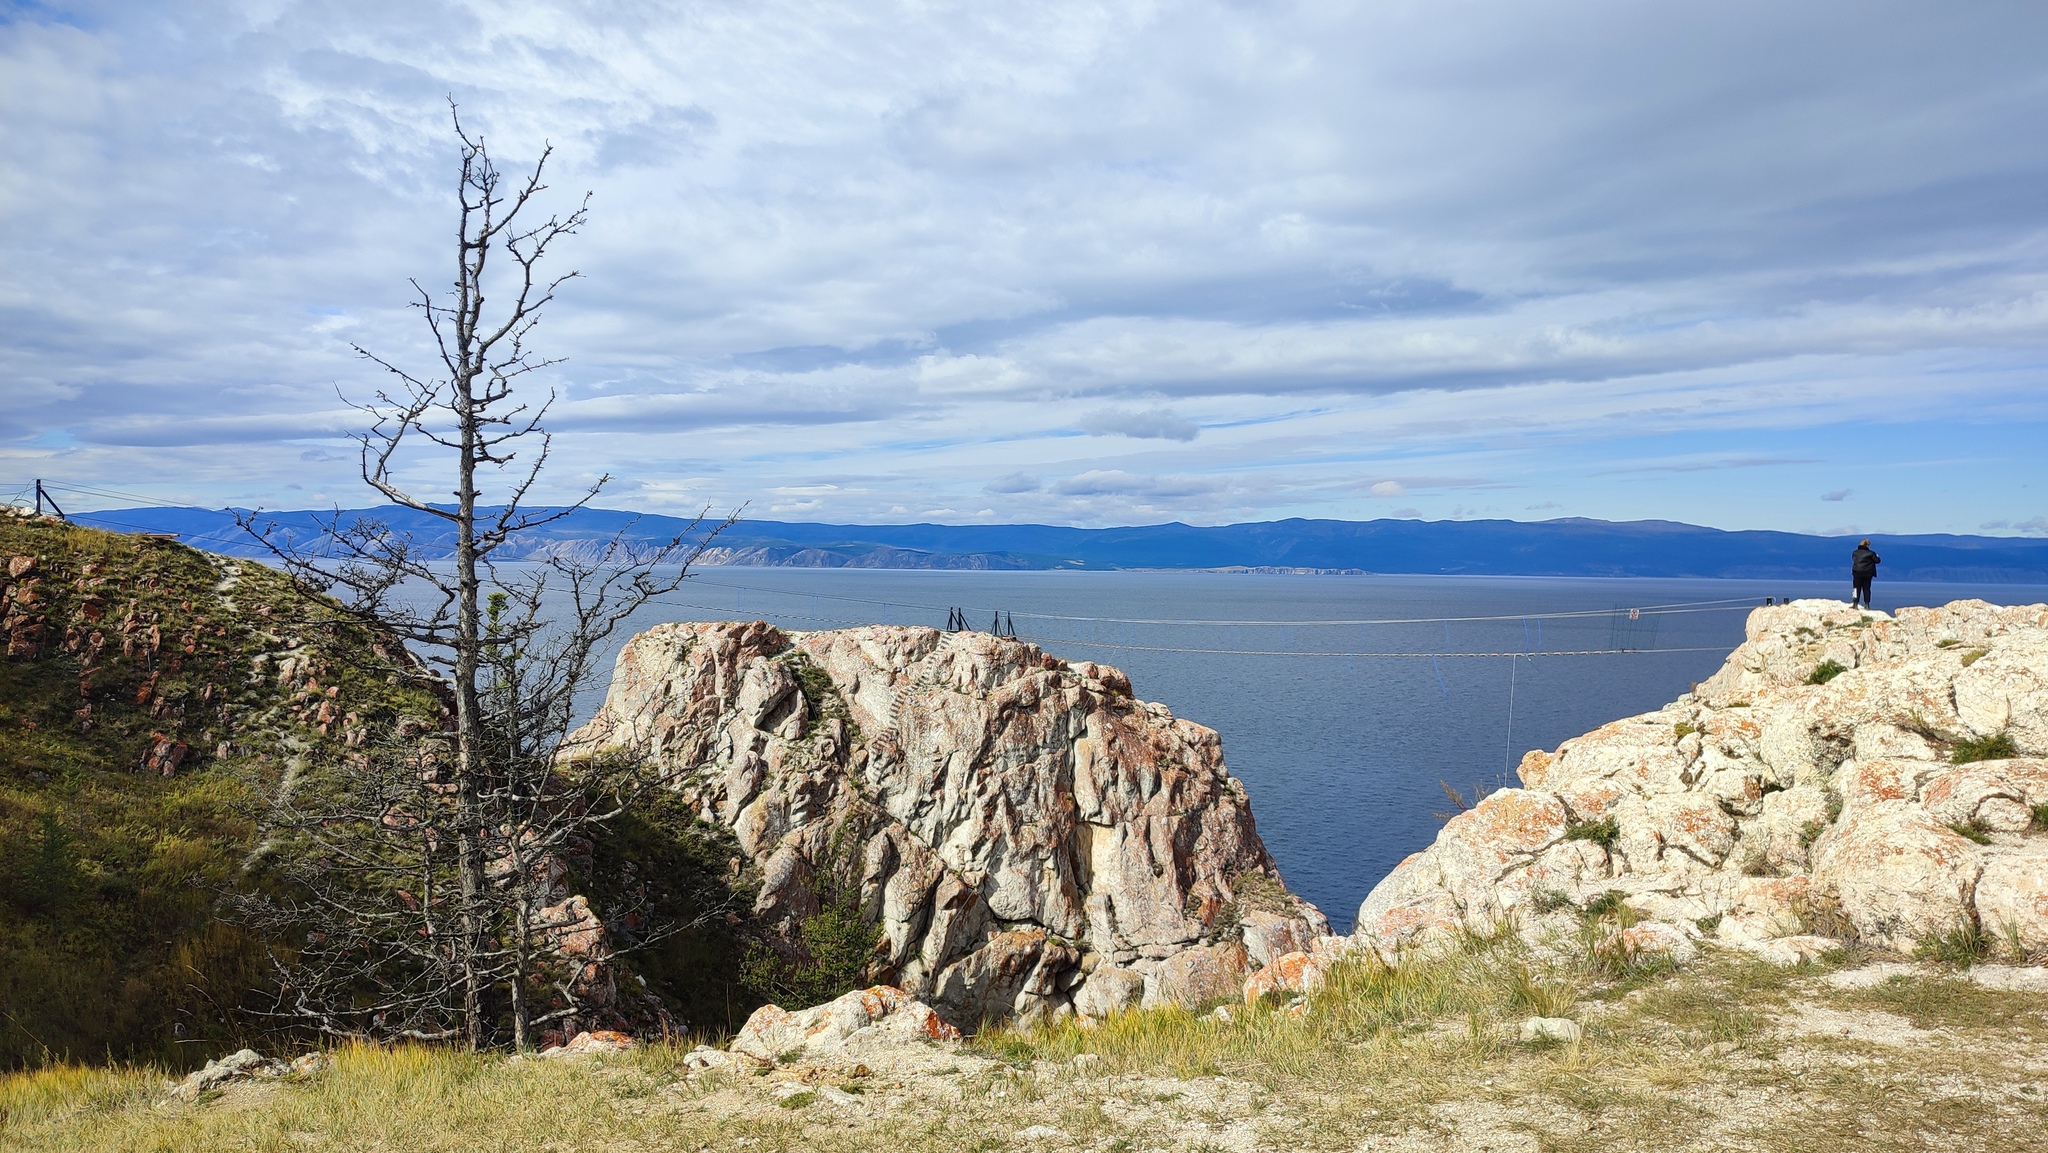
left=587, top=570, right=2048, bottom=931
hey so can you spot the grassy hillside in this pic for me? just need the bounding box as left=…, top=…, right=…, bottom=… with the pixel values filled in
left=0, top=511, right=443, bottom=1069
left=0, top=511, right=794, bottom=1068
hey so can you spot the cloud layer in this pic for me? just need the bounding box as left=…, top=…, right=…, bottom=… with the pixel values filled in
left=2, top=0, right=2045, bottom=532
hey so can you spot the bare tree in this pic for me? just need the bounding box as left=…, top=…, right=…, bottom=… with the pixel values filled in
left=237, top=104, right=736, bottom=1050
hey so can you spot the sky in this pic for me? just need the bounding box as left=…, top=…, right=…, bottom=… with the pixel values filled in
left=3, top=0, right=2045, bottom=535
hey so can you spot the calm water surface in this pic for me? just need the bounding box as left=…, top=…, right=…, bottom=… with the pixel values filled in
left=583, top=570, right=2048, bottom=930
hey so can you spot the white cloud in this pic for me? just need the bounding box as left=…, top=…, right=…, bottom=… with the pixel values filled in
left=1370, top=480, right=1407, bottom=498
left=1821, top=489, right=1852, bottom=501
left=1080, top=407, right=1199, bottom=441
left=1, top=0, right=2044, bottom=532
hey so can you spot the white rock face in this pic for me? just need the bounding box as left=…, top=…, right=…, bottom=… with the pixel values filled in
left=1354, top=599, right=2048, bottom=961
left=572, top=621, right=1327, bottom=1027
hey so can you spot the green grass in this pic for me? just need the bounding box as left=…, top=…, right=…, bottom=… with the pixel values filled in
left=1805, top=659, right=1847, bottom=686
left=1951, top=732, right=2016, bottom=764
left=0, top=518, right=448, bottom=1069
left=1914, top=920, right=1992, bottom=968
left=1562, top=815, right=1620, bottom=850
left=2032, top=803, right=2048, bottom=833
left=1946, top=818, right=1993, bottom=845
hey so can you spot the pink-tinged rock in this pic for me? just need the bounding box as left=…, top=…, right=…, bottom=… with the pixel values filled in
left=1920, top=760, right=2048, bottom=833
left=929, top=928, right=1077, bottom=1028
left=1975, top=852, right=2048, bottom=954
left=1810, top=800, right=1984, bottom=951
left=730, top=985, right=961, bottom=1064
left=569, top=621, right=1323, bottom=1027
left=1143, top=942, right=1251, bottom=1009
left=1838, top=758, right=1942, bottom=818
left=1353, top=791, right=1575, bottom=953
left=1242, top=949, right=1338, bottom=1006
left=539, top=1030, right=638, bottom=1058
left=1428, top=790, right=1569, bottom=896
left=1239, top=910, right=1316, bottom=968
left=1618, top=793, right=1736, bottom=871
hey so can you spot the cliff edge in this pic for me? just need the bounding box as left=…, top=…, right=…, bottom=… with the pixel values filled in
left=570, top=621, right=1329, bottom=1028
left=1356, top=598, right=2048, bottom=963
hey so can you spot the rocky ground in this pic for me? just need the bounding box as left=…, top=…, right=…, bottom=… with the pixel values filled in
left=8, top=941, right=2047, bottom=1152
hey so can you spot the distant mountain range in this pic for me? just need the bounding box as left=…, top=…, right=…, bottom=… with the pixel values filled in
left=69, top=505, right=2048, bottom=582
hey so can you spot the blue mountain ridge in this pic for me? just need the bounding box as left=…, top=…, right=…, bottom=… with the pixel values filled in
left=66, top=505, right=2048, bottom=581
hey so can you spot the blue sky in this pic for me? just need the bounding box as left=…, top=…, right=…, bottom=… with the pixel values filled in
left=2, top=0, right=2044, bottom=534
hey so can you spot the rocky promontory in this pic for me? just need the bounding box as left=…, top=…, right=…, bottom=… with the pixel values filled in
left=1355, top=598, right=2048, bottom=964
left=570, top=621, right=1329, bottom=1028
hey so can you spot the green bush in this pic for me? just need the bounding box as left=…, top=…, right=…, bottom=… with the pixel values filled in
left=739, top=889, right=881, bottom=1012
left=1951, top=732, right=2016, bottom=765
left=1805, top=660, right=1847, bottom=686
left=1946, top=819, right=1993, bottom=845
left=1563, top=815, right=1620, bottom=850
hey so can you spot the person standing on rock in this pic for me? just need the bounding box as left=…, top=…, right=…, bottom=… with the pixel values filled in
left=1851, top=538, right=1881, bottom=609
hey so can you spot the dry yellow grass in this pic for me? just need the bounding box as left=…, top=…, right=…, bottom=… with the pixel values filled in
left=6, top=938, right=2047, bottom=1153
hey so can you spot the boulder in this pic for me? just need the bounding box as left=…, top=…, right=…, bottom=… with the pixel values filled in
left=1073, top=965, right=1146, bottom=1019
left=1239, top=909, right=1316, bottom=968
left=571, top=622, right=1324, bottom=1025
left=730, top=985, right=961, bottom=1064
left=538, top=1029, right=639, bottom=1058
left=1810, top=801, right=1981, bottom=951
left=1143, top=941, right=1251, bottom=1009
left=1242, top=948, right=1340, bottom=1006
left=1975, top=852, right=2048, bottom=954
left=165, top=1049, right=289, bottom=1101
left=1518, top=1017, right=1582, bottom=1044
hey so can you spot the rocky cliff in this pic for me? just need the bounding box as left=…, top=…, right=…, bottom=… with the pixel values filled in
left=1354, top=598, right=2048, bottom=963
left=570, top=621, right=1329, bottom=1027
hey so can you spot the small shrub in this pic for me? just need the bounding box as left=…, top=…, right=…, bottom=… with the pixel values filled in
left=1791, top=892, right=1859, bottom=943
left=1826, top=790, right=1844, bottom=824
left=1936, top=638, right=1961, bottom=649
left=1564, top=815, right=1620, bottom=850
left=2032, top=803, right=2048, bottom=833
left=1915, top=920, right=1991, bottom=968
left=1951, top=732, right=2016, bottom=765
left=1947, top=819, right=1993, bottom=845
left=1695, top=913, right=1723, bottom=934
left=1797, top=820, right=1827, bottom=849
left=1672, top=722, right=1697, bottom=739
left=1530, top=887, right=1575, bottom=914
left=1582, top=890, right=1630, bottom=922
left=1740, top=850, right=1778, bottom=878
left=1805, top=659, right=1847, bottom=686
left=1959, top=649, right=1987, bottom=667
left=778, top=1090, right=816, bottom=1109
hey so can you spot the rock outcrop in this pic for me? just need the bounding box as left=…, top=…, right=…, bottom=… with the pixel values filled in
left=729, top=985, right=961, bottom=1065
left=570, top=621, right=1327, bottom=1026
left=1355, top=599, right=2048, bottom=961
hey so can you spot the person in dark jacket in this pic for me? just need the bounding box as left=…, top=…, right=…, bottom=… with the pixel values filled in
left=1851, top=539, right=1881, bottom=609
